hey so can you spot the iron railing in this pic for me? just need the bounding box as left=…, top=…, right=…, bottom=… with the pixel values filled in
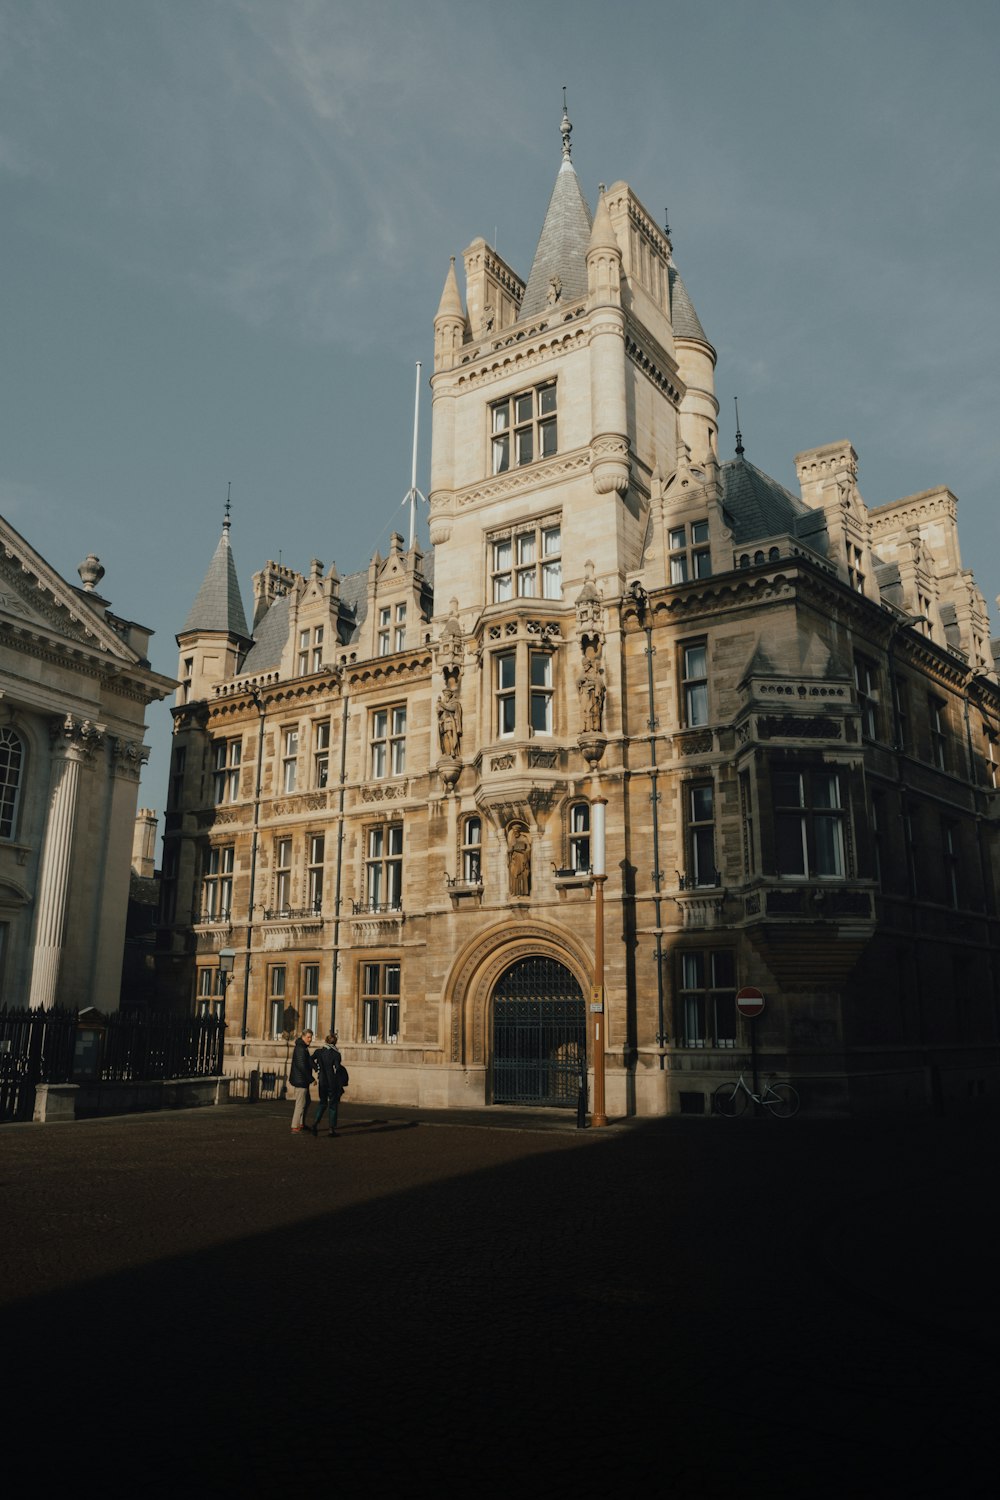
left=0, top=1006, right=225, bottom=1121
left=0, top=1005, right=77, bottom=1122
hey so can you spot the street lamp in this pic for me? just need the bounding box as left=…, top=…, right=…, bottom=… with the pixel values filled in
left=590, top=789, right=608, bottom=1128
left=217, top=947, right=235, bottom=1076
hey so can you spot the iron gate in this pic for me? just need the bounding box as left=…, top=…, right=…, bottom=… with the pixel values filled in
left=492, top=958, right=586, bottom=1108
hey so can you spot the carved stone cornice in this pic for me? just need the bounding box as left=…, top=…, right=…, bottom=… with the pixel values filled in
left=456, top=449, right=590, bottom=509
left=456, top=309, right=588, bottom=382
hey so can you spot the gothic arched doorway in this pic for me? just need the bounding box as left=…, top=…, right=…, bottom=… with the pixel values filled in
left=492, top=957, right=586, bottom=1108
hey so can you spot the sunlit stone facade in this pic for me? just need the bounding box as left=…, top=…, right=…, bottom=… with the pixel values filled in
left=157, top=118, right=1000, bottom=1116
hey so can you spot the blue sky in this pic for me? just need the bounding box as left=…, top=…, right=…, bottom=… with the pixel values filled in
left=3, top=0, right=999, bottom=828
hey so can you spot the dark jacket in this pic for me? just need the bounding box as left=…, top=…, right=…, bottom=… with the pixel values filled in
left=315, top=1045, right=343, bottom=1096
left=289, top=1037, right=315, bottom=1089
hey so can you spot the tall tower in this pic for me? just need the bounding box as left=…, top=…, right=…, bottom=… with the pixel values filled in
left=428, top=106, right=715, bottom=614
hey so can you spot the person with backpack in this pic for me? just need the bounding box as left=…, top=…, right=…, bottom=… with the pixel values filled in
left=311, top=1031, right=347, bottom=1136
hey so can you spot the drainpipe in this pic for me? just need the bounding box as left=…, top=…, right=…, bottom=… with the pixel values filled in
left=629, top=582, right=666, bottom=1063
left=240, top=685, right=266, bottom=1055
left=329, top=688, right=350, bottom=1032
left=963, top=671, right=999, bottom=1043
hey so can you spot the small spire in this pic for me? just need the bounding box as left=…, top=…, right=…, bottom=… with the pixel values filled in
left=224, top=481, right=232, bottom=533
left=664, top=206, right=671, bottom=240
left=561, top=87, right=572, bottom=160
left=734, top=397, right=745, bottom=457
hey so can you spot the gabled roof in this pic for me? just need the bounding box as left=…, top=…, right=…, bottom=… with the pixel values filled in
left=519, top=156, right=593, bottom=322
left=182, top=525, right=250, bottom=639
left=0, top=512, right=142, bottom=663
left=239, top=549, right=437, bottom=676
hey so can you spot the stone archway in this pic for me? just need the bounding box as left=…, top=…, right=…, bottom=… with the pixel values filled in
left=443, top=920, right=593, bottom=1103
left=491, top=955, right=585, bottom=1108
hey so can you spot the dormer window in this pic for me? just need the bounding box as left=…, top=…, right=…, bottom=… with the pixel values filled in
left=491, top=383, right=557, bottom=474
left=669, top=520, right=711, bottom=584
left=297, top=625, right=325, bottom=674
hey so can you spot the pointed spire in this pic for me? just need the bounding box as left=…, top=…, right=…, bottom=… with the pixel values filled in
left=182, top=502, right=251, bottom=639
left=587, top=184, right=619, bottom=256
left=435, top=257, right=464, bottom=321
left=519, top=100, right=593, bottom=322
left=734, top=397, right=745, bottom=458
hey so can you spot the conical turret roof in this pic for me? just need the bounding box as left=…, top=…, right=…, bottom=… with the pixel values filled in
left=519, top=111, right=593, bottom=322
left=668, top=264, right=711, bottom=346
left=436, top=256, right=465, bottom=321
left=182, top=521, right=250, bottom=638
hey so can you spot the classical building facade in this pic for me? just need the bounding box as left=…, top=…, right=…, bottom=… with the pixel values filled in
left=157, top=114, right=1000, bottom=1115
left=0, top=518, right=175, bottom=1010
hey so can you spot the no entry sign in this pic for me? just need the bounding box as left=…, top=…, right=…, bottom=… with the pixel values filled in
left=736, top=986, right=765, bottom=1019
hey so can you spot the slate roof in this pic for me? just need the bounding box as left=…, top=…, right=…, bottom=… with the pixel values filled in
left=519, top=157, right=593, bottom=322
left=668, top=264, right=711, bottom=345
left=238, top=552, right=434, bottom=675
left=182, top=527, right=250, bottom=638
left=720, top=456, right=827, bottom=553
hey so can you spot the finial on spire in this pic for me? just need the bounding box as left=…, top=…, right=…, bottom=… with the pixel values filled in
left=734, top=397, right=745, bottom=458
left=561, top=87, right=572, bottom=160
left=664, top=206, right=671, bottom=240
left=224, top=481, right=232, bottom=532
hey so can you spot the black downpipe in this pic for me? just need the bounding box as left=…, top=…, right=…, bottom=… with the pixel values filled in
left=329, top=690, right=350, bottom=1033
left=630, top=583, right=667, bottom=1061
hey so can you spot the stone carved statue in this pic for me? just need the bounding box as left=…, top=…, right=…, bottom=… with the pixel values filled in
left=437, top=684, right=463, bottom=759
left=577, top=639, right=606, bottom=733
left=506, top=823, right=531, bottom=897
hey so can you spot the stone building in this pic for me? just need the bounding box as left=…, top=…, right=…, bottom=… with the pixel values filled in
left=157, top=113, right=1000, bottom=1115
left=0, top=518, right=175, bottom=1009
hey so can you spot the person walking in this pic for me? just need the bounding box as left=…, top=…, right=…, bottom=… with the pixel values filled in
left=311, top=1031, right=345, bottom=1136
left=288, top=1028, right=315, bottom=1133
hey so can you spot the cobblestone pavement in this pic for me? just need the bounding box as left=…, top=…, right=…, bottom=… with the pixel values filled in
left=3, top=1102, right=996, bottom=1497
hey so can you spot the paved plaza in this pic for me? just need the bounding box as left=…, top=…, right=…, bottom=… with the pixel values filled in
left=3, top=1101, right=996, bottom=1496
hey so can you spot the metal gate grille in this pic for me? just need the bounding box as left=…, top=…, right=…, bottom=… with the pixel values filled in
left=492, top=958, right=585, bottom=1108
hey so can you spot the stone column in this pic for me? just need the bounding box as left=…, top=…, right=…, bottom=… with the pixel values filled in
left=28, top=716, right=102, bottom=1009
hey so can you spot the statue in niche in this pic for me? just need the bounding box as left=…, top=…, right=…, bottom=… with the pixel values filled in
left=506, top=823, right=531, bottom=898
left=436, top=681, right=463, bottom=759
left=577, top=638, right=607, bottom=733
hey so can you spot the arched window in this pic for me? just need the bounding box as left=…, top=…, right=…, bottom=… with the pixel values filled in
left=0, top=727, right=24, bottom=839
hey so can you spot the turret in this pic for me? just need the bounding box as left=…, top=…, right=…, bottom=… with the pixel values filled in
left=586, top=187, right=630, bottom=496
left=175, top=506, right=252, bottom=703
left=433, top=257, right=466, bottom=373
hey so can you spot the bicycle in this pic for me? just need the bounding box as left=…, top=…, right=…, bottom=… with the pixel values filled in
left=713, top=1070, right=799, bottom=1118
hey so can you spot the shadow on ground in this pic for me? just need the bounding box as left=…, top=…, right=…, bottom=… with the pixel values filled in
left=3, top=1106, right=995, bottom=1497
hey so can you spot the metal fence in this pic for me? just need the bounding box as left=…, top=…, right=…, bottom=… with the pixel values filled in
left=226, top=1067, right=286, bottom=1103
left=0, top=1006, right=77, bottom=1122
left=0, top=1006, right=226, bottom=1122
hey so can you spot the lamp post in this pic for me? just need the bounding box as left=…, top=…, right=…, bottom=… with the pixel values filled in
left=240, top=684, right=266, bottom=1055
left=217, top=947, right=235, bottom=1076
left=590, top=790, right=608, bottom=1128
